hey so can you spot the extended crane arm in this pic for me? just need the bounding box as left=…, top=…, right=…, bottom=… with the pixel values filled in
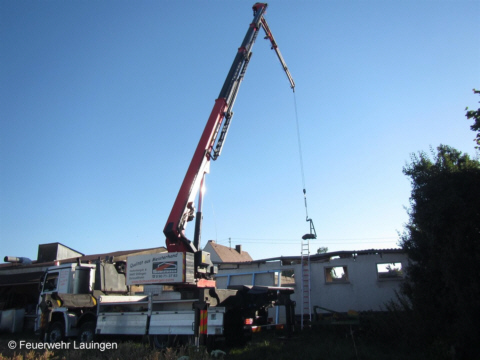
left=163, top=3, right=294, bottom=256
left=260, top=17, right=295, bottom=90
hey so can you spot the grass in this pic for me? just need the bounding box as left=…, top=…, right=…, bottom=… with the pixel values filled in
left=0, top=332, right=216, bottom=360
left=228, top=326, right=416, bottom=360
left=0, top=320, right=453, bottom=360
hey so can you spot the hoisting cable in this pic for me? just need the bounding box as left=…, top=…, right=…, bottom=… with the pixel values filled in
left=258, top=12, right=316, bottom=239
left=293, top=90, right=317, bottom=240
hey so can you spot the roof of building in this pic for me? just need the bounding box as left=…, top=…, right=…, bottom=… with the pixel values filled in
left=217, top=248, right=405, bottom=266
left=0, top=246, right=167, bottom=287
left=206, top=241, right=253, bottom=263
left=65, top=246, right=168, bottom=263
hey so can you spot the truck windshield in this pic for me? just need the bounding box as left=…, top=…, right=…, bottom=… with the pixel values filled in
left=43, top=272, right=59, bottom=292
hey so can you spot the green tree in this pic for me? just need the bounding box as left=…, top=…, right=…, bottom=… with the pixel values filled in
left=465, top=88, right=480, bottom=148
left=317, top=246, right=328, bottom=254
left=400, top=145, right=480, bottom=356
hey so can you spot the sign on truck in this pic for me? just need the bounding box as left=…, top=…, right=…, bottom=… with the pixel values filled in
left=126, top=252, right=194, bottom=285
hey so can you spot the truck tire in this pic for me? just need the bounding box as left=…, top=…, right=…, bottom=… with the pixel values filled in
left=47, top=321, right=65, bottom=343
left=180, top=335, right=194, bottom=347
left=150, top=335, right=173, bottom=349
left=150, top=334, right=193, bottom=349
left=78, top=321, right=96, bottom=343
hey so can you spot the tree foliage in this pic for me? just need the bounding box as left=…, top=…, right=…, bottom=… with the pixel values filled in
left=400, top=145, right=480, bottom=356
left=317, top=246, right=328, bottom=254
left=465, top=88, right=480, bottom=148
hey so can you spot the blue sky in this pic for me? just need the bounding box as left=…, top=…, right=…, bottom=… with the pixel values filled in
left=1, top=0, right=479, bottom=262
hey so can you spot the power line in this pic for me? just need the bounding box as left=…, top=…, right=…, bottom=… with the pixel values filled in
left=216, top=236, right=398, bottom=245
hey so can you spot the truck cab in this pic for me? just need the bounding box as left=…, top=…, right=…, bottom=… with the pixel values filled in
left=39, top=263, right=95, bottom=295
left=35, top=260, right=126, bottom=342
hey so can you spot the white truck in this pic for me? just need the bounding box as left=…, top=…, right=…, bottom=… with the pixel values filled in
left=35, top=257, right=294, bottom=348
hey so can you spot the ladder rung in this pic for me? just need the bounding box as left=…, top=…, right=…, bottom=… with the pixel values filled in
left=302, top=239, right=311, bottom=323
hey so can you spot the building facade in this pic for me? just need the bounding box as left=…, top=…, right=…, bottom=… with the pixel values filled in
left=215, top=249, right=408, bottom=321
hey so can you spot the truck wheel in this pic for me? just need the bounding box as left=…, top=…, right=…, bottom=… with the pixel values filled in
left=180, top=335, right=194, bottom=347
left=47, top=321, right=64, bottom=343
left=78, top=321, right=96, bottom=343
left=150, top=335, right=171, bottom=349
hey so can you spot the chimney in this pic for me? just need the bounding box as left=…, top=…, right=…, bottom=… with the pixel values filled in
left=235, top=245, right=242, bottom=254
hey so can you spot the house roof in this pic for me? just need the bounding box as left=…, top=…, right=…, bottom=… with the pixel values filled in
left=66, top=246, right=168, bottom=263
left=0, top=246, right=167, bottom=287
left=217, top=248, right=405, bottom=266
left=207, top=242, right=253, bottom=263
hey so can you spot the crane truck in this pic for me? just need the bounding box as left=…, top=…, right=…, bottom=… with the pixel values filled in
left=35, top=3, right=296, bottom=348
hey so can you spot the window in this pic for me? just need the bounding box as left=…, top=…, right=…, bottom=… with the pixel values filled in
left=43, top=272, right=59, bottom=292
left=325, top=266, right=349, bottom=283
left=377, top=262, right=404, bottom=280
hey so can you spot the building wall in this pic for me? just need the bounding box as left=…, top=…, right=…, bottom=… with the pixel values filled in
left=215, top=252, right=408, bottom=319
left=37, top=243, right=83, bottom=263
left=202, top=242, right=221, bottom=263
left=299, top=252, right=408, bottom=313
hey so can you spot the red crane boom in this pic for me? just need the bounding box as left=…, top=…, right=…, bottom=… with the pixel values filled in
left=163, top=3, right=295, bottom=277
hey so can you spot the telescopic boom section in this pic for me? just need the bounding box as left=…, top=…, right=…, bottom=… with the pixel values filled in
left=260, top=17, right=295, bottom=90
left=163, top=3, right=294, bottom=254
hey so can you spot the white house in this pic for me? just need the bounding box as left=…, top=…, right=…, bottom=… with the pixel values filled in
left=203, top=240, right=253, bottom=263
left=214, top=249, right=408, bottom=322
